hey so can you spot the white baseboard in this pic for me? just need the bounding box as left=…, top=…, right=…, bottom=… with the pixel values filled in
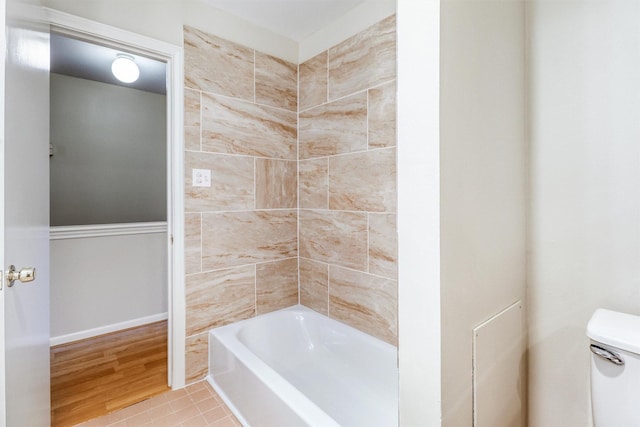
left=50, top=312, right=168, bottom=347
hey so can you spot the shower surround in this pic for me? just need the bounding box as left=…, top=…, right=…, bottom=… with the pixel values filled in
left=183, top=14, right=397, bottom=383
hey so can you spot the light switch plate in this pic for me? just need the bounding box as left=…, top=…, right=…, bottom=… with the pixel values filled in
left=192, top=168, right=211, bottom=187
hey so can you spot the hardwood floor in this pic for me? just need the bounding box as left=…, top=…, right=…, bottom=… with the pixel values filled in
left=51, top=321, right=170, bottom=427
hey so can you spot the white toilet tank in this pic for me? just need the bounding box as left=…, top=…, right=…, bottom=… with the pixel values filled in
left=587, top=309, right=640, bottom=427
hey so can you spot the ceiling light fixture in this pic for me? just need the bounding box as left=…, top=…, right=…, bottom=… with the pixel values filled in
left=111, top=53, right=139, bottom=83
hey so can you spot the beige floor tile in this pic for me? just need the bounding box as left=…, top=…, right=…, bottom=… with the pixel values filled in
left=187, top=387, right=211, bottom=403
left=201, top=406, right=228, bottom=424
left=168, top=395, right=193, bottom=413
left=208, top=416, right=239, bottom=427
left=74, top=381, right=240, bottom=427
left=172, top=404, right=201, bottom=423
left=180, top=414, right=208, bottom=427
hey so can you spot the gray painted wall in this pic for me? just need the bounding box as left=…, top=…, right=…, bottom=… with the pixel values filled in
left=50, top=73, right=167, bottom=226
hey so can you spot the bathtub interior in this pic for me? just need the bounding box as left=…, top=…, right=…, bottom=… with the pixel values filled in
left=237, top=307, right=397, bottom=387
left=208, top=305, right=398, bottom=427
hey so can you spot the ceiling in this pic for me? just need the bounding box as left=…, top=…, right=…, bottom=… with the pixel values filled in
left=50, top=33, right=167, bottom=95
left=203, top=0, right=367, bottom=41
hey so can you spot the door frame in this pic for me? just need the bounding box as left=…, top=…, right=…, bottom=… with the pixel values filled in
left=45, top=8, right=186, bottom=388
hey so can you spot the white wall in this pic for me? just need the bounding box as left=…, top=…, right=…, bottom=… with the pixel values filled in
left=527, top=1, right=640, bottom=426
left=45, top=0, right=183, bottom=45
left=50, top=228, right=167, bottom=343
left=397, top=0, right=441, bottom=425
left=439, top=1, right=527, bottom=426
left=44, top=0, right=299, bottom=62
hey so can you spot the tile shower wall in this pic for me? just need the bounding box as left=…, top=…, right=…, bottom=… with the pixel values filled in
left=298, top=15, right=398, bottom=345
left=183, top=26, right=298, bottom=383
left=182, top=14, right=397, bottom=382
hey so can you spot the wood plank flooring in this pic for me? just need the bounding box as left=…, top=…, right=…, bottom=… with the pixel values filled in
left=51, top=321, right=170, bottom=427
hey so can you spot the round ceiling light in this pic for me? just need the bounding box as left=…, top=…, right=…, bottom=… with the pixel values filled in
left=111, top=54, right=140, bottom=83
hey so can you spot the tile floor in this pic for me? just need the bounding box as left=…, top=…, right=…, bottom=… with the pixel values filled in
left=75, top=381, right=241, bottom=427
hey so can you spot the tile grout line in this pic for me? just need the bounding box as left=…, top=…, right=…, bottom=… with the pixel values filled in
left=325, top=48, right=329, bottom=105
left=297, top=60, right=301, bottom=306
left=298, top=78, right=396, bottom=114
left=366, top=212, right=370, bottom=273
left=326, top=261, right=330, bottom=318
left=199, top=90, right=203, bottom=153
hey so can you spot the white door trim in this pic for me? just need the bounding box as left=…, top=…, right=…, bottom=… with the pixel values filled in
left=44, top=8, right=186, bottom=389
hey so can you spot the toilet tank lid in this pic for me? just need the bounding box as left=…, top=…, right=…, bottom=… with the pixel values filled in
left=587, top=309, right=640, bottom=355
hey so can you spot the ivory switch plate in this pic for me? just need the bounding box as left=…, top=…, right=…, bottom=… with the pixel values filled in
left=192, top=168, right=211, bottom=187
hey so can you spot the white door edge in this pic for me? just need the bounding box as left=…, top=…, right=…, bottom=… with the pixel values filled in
left=44, top=8, right=186, bottom=389
left=0, top=0, right=7, bottom=427
left=0, top=0, right=8, bottom=424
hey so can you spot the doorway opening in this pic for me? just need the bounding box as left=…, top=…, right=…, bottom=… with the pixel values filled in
left=45, top=10, right=185, bottom=425
left=48, top=32, right=168, bottom=426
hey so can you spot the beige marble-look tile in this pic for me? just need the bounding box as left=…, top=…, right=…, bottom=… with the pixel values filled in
left=328, top=15, right=396, bottom=100
left=368, top=80, right=396, bottom=149
left=185, top=90, right=200, bottom=127
left=186, top=240, right=202, bottom=275
left=185, top=126, right=201, bottom=153
left=329, top=148, right=396, bottom=212
left=184, top=26, right=254, bottom=101
left=256, top=258, right=298, bottom=315
left=185, top=151, right=254, bottom=212
left=185, top=332, right=209, bottom=384
left=299, top=209, right=367, bottom=271
left=185, top=88, right=201, bottom=151
left=202, top=210, right=298, bottom=271
left=299, top=92, right=367, bottom=159
left=369, top=213, right=397, bottom=279
left=202, top=93, right=297, bottom=160
left=185, top=213, right=202, bottom=274
left=256, top=159, right=297, bottom=209
left=255, top=52, right=297, bottom=112
left=186, top=265, right=255, bottom=336
left=299, top=258, right=328, bottom=315
left=299, top=158, right=328, bottom=209
left=299, top=51, right=327, bottom=111
left=186, top=213, right=201, bottom=240
left=329, top=265, right=398, bottom=345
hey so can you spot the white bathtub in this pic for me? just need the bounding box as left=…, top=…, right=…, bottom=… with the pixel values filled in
left=206, top=304, right=398, bottom=427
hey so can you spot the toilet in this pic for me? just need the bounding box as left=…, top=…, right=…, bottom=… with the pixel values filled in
left=587, top=308, right=640, bottom=427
